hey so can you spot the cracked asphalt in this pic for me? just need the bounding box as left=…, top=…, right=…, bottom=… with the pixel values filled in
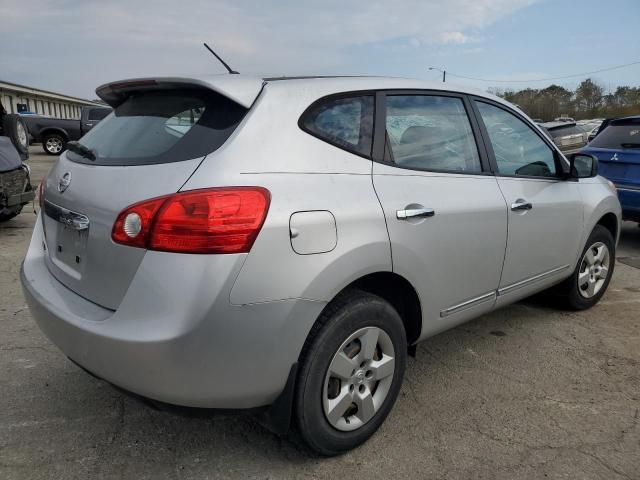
left=1, top=148, right=639, bottom=479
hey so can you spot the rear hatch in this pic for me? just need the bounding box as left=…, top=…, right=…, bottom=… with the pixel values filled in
left=548, top=124, right=586, bottom=149
left=40, top=77, right=263, bottom=310
left=586, top=118, right=640, bottom=188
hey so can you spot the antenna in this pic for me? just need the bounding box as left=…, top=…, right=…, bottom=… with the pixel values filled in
left=203, top=43, right=239, bottom=74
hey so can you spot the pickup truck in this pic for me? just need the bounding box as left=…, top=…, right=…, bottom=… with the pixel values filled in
left=23, top=105, right=111, bottom=155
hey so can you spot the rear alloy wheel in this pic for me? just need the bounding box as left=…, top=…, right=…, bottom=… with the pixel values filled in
left=43, top=134, right=65, bottom=155
left=323, top=327, right=395, bottom=432
left=294, top=290, right=407, bottom=456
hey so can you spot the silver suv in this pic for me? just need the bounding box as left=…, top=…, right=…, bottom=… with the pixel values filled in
left=22, top=75, right=621, bottom=455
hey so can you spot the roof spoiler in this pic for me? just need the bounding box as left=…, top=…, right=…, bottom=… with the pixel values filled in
left=96, top=76, right=265, bottom=109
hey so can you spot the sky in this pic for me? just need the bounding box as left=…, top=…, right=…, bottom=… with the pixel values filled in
left=1, top=0, right=639, bottom=99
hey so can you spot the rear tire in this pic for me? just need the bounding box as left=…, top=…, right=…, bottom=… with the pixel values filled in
left=294, top=290, right=407, bottom=456
left=551, top=225, right=615, bottom=310
left=1, top=114, right=29, bottom=156
left=43, top=133, right=66, bottom=155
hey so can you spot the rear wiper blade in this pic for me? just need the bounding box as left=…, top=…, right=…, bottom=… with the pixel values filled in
left=66, top=141, right=96, bottom=161
left=621, top=143, right=640, bottom=149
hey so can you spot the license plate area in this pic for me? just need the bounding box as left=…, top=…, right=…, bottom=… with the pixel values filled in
left=43, top=200, right=90, bottom=279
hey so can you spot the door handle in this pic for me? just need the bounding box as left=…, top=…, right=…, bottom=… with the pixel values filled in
left=396, top=208, right=435, bottom=220
left=511, top=200, right=533, bottom=211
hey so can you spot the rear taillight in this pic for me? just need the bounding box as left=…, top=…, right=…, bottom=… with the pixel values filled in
left=111, top=187, right=271, bottom=254
left=37, top=180, right=45, bottom=209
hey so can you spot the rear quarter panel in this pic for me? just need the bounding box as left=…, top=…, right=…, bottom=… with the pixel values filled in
left=180, top=82, right=392, bottom=305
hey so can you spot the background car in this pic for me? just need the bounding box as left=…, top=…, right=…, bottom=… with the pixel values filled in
left=554, top=116, right=575, bottom=123
left=0, top=105, right=34, bottom=222
left=539, top=121, right=589, bottom=154
left=580, top=115, right=640, bottom=223
left=23, top=105, right=111, bottom=155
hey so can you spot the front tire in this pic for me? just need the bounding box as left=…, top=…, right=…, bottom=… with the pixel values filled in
left=42, top=133, right=66, bottom=155
left=553, top=225, right=615, bottom=310
left=294, top=290, right=407, bottom=456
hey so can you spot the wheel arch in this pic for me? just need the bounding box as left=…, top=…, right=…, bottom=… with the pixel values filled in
left=41, top=128, right=69, bottom=141
left=595, top=212, right=619, bottom=244
left=311, top=271, right=423, bottom=347
left=575, top=189, right=622, bottom=269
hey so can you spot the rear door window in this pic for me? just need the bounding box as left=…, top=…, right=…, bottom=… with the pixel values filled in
left=590, top=119, right=640, bottom=149
left=67, top=90, right=247, bottom=166
left=300, top=95, right=374, bottom=157
left=384, top=94, right=482, bottom=173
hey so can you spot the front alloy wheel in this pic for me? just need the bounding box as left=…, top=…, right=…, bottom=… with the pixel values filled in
left=578, top=241, right=610, bottom=299
left=549, top=224, right=615, bottom=310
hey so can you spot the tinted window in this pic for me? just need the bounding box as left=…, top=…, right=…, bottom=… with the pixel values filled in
left=87, top=108, right=111, bottom=121
left=477, top=102, right=557, bottom=177
left=548, top=125, right=585, bottom=137
left=384, top=95, right=481, bottom=172
left=589, top=118, right=640, bottom=149
left=67, top=90, right=246, bottom=166
left=302, top=96, right=374, bottom=157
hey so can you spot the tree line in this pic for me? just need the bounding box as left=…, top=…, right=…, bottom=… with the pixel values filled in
left=489, top=79, right=640, bottom=121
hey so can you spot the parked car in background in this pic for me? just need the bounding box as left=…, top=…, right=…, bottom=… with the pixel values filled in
left=581, top=115, right=640, bottom=223
left=554, top=116, right=575, bottom=123
left=539, top=121, right=588, bottom=154
left=22, top=75, right=621, bottom=455
left=587, top=125, right=601, bottom=143
left=23, top=105, right=111, bottom=155
left=0, top=105, right=34, bottom=222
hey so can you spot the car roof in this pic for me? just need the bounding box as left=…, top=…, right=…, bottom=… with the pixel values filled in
left=97, top=74, right=515, bottom=111
left=540, top=121, right=578, bottom=129
left=259, top=74, right=502, bottom=100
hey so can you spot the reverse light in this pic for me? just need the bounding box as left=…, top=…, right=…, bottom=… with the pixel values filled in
left=112, top=187, right=271, bottom=254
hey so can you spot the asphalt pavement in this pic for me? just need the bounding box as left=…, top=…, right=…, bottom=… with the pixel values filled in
left=1, top=147, right=638, bottom=479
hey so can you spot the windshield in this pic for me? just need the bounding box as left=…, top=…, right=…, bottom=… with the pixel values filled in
left=67, top=89, right=246, bottom=166
left=589, top=119, right=640, bottom=149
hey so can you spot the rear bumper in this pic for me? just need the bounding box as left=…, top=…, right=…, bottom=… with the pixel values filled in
left=21, top=215, right=325, bottom=408
left=616, top=184, right=640, bottom=221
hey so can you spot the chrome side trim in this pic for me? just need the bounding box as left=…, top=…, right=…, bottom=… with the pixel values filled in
left=497, top=264, right=570, bottom=296
left=440, top=291, right=496, bottom=318
left=616, top=186, right=640, bottom=193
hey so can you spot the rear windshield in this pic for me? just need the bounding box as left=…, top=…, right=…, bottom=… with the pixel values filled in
left=548, top=125, right=584, bottom=138
left=67, top=89, right=247, bottom=166
left=590, top=118, right=640, bottom=149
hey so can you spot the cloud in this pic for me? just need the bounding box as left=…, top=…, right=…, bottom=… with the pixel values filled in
left=439, top=32, right=473, bottom=45
left=0, top=0, right=540, bottom=97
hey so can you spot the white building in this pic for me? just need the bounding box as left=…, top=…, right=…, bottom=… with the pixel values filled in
left=0, top=80, right=103, bottom=119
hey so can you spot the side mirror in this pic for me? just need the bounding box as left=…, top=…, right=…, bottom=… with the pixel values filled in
left=569, top=153, right=598, bottom=178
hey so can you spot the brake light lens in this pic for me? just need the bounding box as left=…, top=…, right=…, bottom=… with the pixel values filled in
left=112, top=187, right=271, bottom=254
left=37, top=180, right=45, bottom=209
